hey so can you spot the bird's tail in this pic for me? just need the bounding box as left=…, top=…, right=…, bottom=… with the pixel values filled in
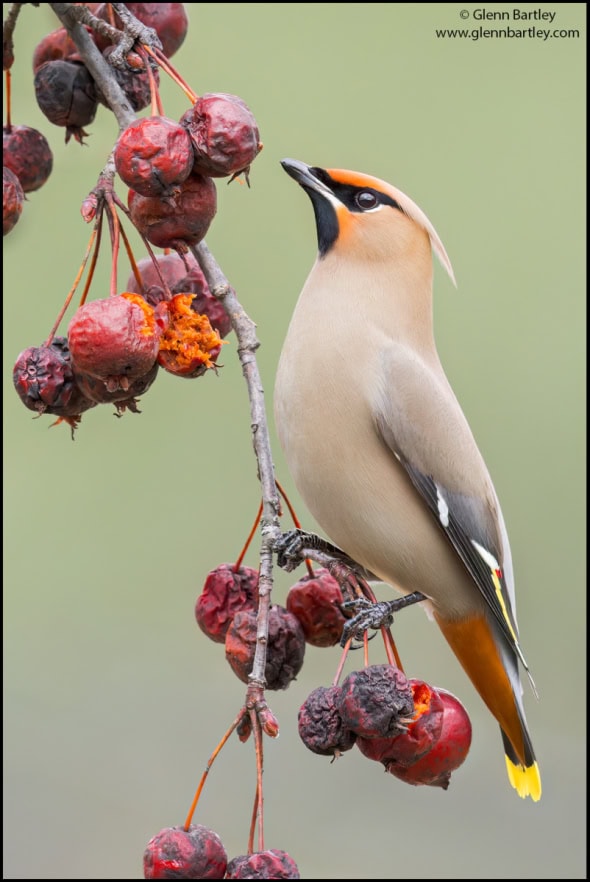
left=502, top=726, right=541, bottom=802
left=434, top=612, right=541, bottom=801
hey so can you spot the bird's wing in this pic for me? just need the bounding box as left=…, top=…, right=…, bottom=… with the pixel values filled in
left=372, top=343, right=532, bottom=676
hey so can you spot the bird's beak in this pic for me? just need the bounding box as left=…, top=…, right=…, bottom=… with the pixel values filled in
left=281, top=158, right=334, bottom=200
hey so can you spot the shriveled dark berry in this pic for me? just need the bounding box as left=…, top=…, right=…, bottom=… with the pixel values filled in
left=115, top=116, right=194, bottom=197
left=128, top=170, right=217, bottom=251
left=226, top=849, right=300, bottom=879
left=338, top=664, right=414, bottom=739
left=386, top=688, right=472, bottom=790
left=286, top=568, right=348, bottom=647
left=98, top=46, right=158, bottom=113
left=34, top=59, right=98, bottom=143
left=3, top=124, right=53, bottom=192
left=67, top=293, right=161, bottom=392
left=180, top=92, right=262, bottom=180
left=225, top=605, right=305, bottom=690
left=356, top=678, right=444, bottom=766
left=94, top=3, right=189, bottom=58
left=13, top=336, right=96, bottom=418
left=143, top=824, right=227, bottom=879
left=298, top=685, right=356, bottom=757
left=3, top=166, right=24, bottom=236
left=195, top=563, right=259, bottom=644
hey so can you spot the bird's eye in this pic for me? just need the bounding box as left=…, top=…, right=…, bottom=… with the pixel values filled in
left=355, top=190, right=378, bottom=210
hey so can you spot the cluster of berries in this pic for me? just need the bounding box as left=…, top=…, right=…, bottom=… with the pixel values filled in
left=196, top=563, right=349, bottom=688
left=3, top=39, right=53, bottom=236
left=197, top=558, right=472, bottom=788
left=299, top=665, right=472, bottom=789
left=12, top=252, right=229, bottom=434
left=8, top=2, right=262, bottom=434
left=184, top=548, right=472, bottom=877
left=144, top=825, right=299, bottom=879
left=139, top=562, right=348, bottom=878
left=3, top=3, right=186, bottom=234
left=3, top=122, right=53, bottom=234
left=32, top=3, right=188, bottom=143
left=121, top=87, right=261, bottom=252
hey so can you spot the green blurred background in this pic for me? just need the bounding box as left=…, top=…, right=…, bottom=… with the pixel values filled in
left=3, top=4, right=586, bottom=879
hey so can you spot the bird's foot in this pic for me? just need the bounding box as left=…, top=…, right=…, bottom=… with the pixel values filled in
left=340, top=591, right=427, bottom=648
left=273, top=529, right=353, bottom=573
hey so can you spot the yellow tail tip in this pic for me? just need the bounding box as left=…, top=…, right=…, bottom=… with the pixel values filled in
left=505, top=756, right=542, bottom=802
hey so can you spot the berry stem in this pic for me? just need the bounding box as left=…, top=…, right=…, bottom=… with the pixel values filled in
left=106, top=198, right=121, bottom=298
left=251, top=708, right=265, bottom=853
left=355, top=575, right=405, bottom=669
left=381, top=626, right=405, bottom=673
left=247, top=787, right=259, bottom=857
left=234, top=500, right=263, bottom=572
left=142, top=43, right=198, bottom=104
left=43, top=224, right=99, bottom=346
left=183, top=708, right=247, bottom=831
left=112, top=193, right=174, bottom=300
left=332, top=636, right=353, bottom=687
left=136, top=44, right=164, bottom=117
left=274, top=479, right=301, bottom=528
left=359, top=580, right=377, bottom=603
left=338, top=574, right=405, bottom=670
left=78, top=213, right=103, bottom=307
left=118, top=221, right=142, bottom=291
left=101, top=1, right=117, bottom=27
left=275, top=479, right=314, bottom=578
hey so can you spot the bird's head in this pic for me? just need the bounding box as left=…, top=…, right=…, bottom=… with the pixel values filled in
left=281, top=158, right=455, bottom=286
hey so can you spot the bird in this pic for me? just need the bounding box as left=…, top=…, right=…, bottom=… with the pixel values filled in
left=273, top=158, right=541, bottom=801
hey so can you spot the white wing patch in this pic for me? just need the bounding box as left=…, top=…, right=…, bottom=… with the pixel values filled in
left=436, top=485, right=450, bottom=527
left=471, top=539, right=500, bottom=572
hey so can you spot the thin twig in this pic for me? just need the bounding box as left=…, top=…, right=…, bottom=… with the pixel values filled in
left=2, top=2, right=22, bottom=71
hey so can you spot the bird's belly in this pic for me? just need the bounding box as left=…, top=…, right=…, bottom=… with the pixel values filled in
left=275, top=370, right=482, bottom=621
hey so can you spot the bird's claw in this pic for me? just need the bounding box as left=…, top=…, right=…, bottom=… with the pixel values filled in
left=273, top=529, right=308, bottom=572
left=339, top=591, right=427, bottom=647
left=340, top=599, right=397, bottom=647
left=273, top=529, right=351, bottom=573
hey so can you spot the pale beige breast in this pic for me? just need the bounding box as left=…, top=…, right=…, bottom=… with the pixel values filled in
left=274, top=276, right=485, bottom=621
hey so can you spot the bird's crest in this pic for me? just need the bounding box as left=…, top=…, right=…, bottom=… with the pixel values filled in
left=327, top=168, right=457, bottom=287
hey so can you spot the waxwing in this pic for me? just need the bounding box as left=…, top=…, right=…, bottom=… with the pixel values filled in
left=274, top=158, right=541, bottom=801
